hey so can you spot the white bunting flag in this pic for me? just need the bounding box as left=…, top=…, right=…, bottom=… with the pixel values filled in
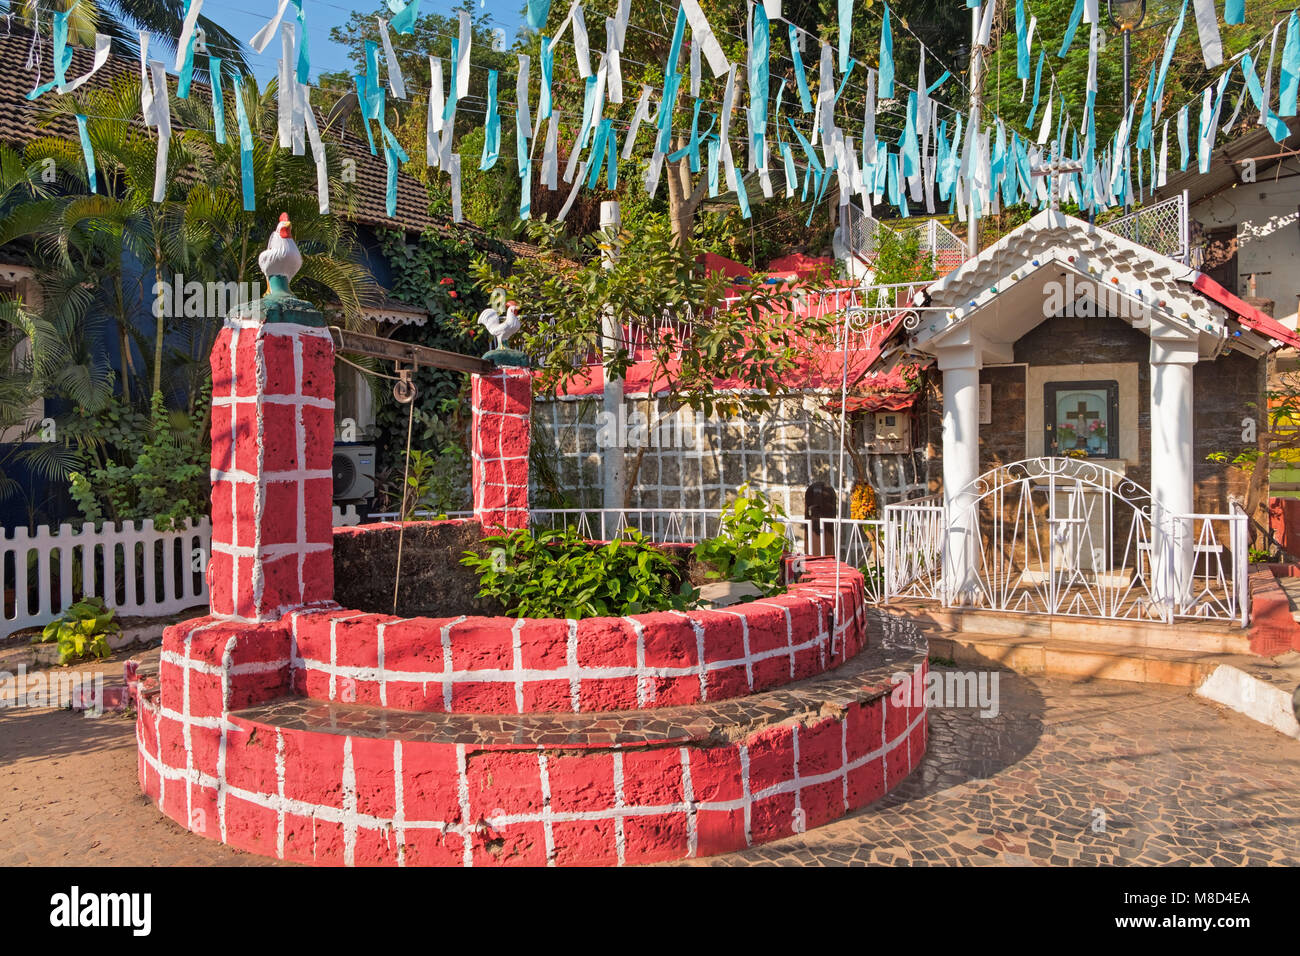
left=572, top=5, right=592, bottom=78
left=1192, top=0, right=1223, bottom=69
left=303, top=87, right=330, bottom=214
left=613, top=0, right=631, bottom=49
left=560, top=162, right=588, bottom=220
left=862, top=68, right=877, bottom=164
left=622, top=86, right=652, bottom=159
left=140, top=33, right=157, bottom=125
left=606, top=19, right=623, bottom=104
left=1037, top=82, right=1054, bottom=144
left=1157, top=119, right=1169, bottom=187
left=62, top=33, right=111, bottom=94
left=378, top=18, right=407, bottom=99
left=174, top=0, right=204, bottom=71
left=456, top=11, right=472, bottom=98
left=450, top=153, right=463, bottom=222
left=427, top=58, right=444, bottom=167
left=690, top=35, right=701, bottom=98
left=542, top=112, right=560, bottom=189
left=516, top=54, right=533, bottom=140
left=148, top=59, right=171, bottom=202
left=250, top=0, right=292, bottom=53
left=680, top=0, right=730, bottom=78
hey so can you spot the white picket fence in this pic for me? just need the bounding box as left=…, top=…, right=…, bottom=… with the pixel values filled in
left=1, top=505, right=361, bottom=637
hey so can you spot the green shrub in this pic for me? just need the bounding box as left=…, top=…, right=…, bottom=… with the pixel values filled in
left=692, top=484, right=789, bottom=596
left=35, top=597, right=119, bottom=665
left=67, top=391, right=208, bottom=531
left=461, top=526, right=697, bottom=619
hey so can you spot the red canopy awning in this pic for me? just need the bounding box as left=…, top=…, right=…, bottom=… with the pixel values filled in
left=1193, top=272, right=1300, bottom=349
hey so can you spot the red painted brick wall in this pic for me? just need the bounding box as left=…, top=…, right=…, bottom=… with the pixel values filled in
left=208, top=322, right=335, bottom=621
left=472, top=367, right=532, bottom=530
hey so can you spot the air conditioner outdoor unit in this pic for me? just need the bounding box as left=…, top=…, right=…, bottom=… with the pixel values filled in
left=333, top=443, right=376, bottom=503
left=868, top=411, right=912, bottom=453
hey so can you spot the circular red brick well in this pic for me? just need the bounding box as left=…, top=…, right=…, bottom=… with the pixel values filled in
left=134, top=521, right=929, bottom=865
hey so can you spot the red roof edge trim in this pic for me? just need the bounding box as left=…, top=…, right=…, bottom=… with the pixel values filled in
left=1192, top=273, right=1300, bottom=350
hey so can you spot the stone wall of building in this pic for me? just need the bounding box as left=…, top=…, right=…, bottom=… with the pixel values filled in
left=920, top=313, right=1264, bottom=512
left=1192, top=348, right=1258, bottom=513
left=536, top=394, right=931, bottom=517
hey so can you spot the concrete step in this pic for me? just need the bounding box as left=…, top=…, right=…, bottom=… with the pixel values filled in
left=925, top=630, right=1244, bottom=687
left=1196, top=652, right=1300, bottom=740
left=894, top=601, right=1251, bottom=655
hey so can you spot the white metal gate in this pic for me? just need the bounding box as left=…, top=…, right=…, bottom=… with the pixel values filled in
left=948, top=458, right=1248, bottom=623
left=815, top=458, right=1251, bottom=624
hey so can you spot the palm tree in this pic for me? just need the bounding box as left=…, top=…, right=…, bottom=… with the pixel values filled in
left=24, top=73, right=186, bottom=401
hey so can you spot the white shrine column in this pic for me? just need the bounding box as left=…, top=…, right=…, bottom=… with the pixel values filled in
left=937, top=343, right=983, bottom=605
left=1148, top=323, right=1199, bottom=613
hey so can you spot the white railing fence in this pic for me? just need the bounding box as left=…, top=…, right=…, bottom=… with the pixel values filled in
left=2, top=518, right=211, bottom=637
left=842, top=203, right=970, bottom=277
left=2, top=490, right=1249, bottom=637
left=2, top=505, right=362, bottom=637
left=1101, top=192, right=1195, bottom=267
left=803, top=517, right=888, bottom=603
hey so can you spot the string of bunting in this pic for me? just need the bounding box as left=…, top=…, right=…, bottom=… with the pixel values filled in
left=20, top=0, right=1300, bottom=229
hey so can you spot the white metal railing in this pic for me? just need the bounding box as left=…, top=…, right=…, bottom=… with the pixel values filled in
left=1101, top=192, right=1194, bottom=266
left=843, top=203, right=970, bottom=276
left=882, top=494, right=947, bottom=602
left=1146, top=507, right=1250, bottom=625
left=945, top=458, right=1249, bottom=624
left=1, top=505, right=363, bottom=636
left=805, top=517, right=887, bottom=603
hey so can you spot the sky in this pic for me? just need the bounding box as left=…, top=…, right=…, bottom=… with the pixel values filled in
left=217, top=1, right=527, bottom=82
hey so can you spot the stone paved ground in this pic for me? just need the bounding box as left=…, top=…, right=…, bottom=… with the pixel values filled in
left=2, top=656, right=1297, bottom=866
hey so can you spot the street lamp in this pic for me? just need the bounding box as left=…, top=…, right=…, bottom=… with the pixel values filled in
left=1109, top=0, right=1146, bottom=208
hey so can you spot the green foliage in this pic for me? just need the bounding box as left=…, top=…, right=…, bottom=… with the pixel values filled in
left=1248, top=546, right=1273, bottom=565
left=689, top=208, right=778, bottom=266
left=871, top=225, right=938, bottom=287
left=67, top=391, right=208, bottom=531
left=472, top=217, right=835, bottom=422
left=395, top=445, right=470, bottom=519
left=461, top=526, right=697, bottom=619
left=367, top=227, right=498, bottom=484
left=36, top=597, right=119, bottom=666
left=692, top=484, right=790, bottom=596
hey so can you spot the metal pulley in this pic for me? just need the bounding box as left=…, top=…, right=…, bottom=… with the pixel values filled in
left=393, top=366, right=417, bottom=404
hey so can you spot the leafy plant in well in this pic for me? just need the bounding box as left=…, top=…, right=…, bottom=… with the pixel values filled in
left=35, top=596, right=119, bottom=665
left=692, top=483, right=790, bottom=596
left=461, top=526, right=697, bottom=619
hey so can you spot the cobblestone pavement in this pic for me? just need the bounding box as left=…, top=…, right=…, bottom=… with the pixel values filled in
left=2, top=658, right=1297, bottom=866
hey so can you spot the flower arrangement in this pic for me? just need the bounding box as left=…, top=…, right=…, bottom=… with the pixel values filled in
left=1057, top=424, right=1077, bottom=446
left=1088, top=419, right=1107, bottom=439
left=850, top=480, right=879, bottom=520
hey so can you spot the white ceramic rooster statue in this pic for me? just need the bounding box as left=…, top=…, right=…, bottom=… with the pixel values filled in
left=477, top=303, right=522, bottom=350
left=259, top=213, right=304, bottom=285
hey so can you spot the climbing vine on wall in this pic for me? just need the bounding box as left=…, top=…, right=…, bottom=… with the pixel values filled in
left=370, top=226, right=509, bottom=494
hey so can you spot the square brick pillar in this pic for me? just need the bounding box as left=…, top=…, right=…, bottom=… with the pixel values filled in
left=472, top=365, right=532, bottom=530
left=208, top=320, right=336, bottom=621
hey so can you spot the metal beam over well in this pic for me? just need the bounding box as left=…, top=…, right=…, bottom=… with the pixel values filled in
left=328, top=327, right=493, bottom=375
